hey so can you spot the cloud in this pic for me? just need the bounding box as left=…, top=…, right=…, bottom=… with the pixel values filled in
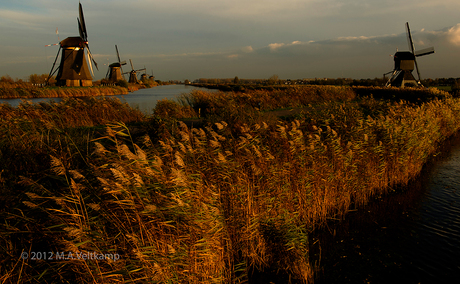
left=0, top=9, right=48, bottom=27
left=268, top=43, right=285, bottom=51
left=209, top=23, right=460, bottom=79
left=447, top=24, right=460, bottom=45
left=242, top=46, right=254, bottom=53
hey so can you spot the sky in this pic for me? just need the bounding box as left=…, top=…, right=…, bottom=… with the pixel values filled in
left=1, top=0, right=460, bottom=82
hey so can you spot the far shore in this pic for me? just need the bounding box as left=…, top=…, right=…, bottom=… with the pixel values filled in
left=0, top=85, right=147, bottom=100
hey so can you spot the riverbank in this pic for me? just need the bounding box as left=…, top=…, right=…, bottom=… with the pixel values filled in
left=1, top=86, right=460, bottom=283
left=0, top=85, right=143, bottom=99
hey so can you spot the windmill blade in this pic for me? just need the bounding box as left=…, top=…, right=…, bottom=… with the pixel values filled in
left=415, top=47, right=435, bottom=57
left=406, top=22, right=426, bottom=84
left=45, top=27, right=60, bottom=47
left=130, top=59, right=134, bottom=70
left=87, top=51, right=94, bottom=76
left=85, top=43, right=98, bottom=71
left=115, top=45, right=121, bottom=63
left=78, top=2, right=88, bottom=42
left=77, top=18, right=85, bottom=42
left=413, top=57, right=422, bottom=84
left=115, top=45, right=127, bottom=79
left=405, top=22, right=416, bottom=54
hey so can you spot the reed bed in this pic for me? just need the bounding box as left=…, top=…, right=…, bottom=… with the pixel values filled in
left=0, top=96, right=146, bottom=179
left=180, top=85, right=355, bottom=115
left=2, top=86, right=460, bottom=283
left=0, top=85, right=131, bottom=99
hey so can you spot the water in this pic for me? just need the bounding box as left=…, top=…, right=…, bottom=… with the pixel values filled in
left=314, top=134, right=460, bottom=283
left=0, top=84, right=216, bottom=115
left=112, top=84, right=216, bottom=114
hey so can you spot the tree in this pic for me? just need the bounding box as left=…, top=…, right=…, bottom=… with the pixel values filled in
left=1, top=75, right=14, bottom=84
left=234, top=76, right=239, bottom=84
left=268, top=74, right=279, bottom=85
left=29, top=74, right=52, bottom=85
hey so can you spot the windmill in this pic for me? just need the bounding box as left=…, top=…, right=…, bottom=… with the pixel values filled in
left=139, top=66, right=148, bottom=82
left=385, top=22, right=434, bottom=87
left=47, top=2, right=98, bottom=87
left=106, top=45, right=127, bottom=82
left=123, top=59, right=146, bottom=84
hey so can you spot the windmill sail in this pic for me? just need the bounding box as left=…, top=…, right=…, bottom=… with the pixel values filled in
left=78, top=3, right=88, bottom=42
left=415, top=47, right=435, bottom=57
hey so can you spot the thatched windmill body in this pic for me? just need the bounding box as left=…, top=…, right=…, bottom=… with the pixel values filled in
left=385, top=22, right=434, bottom=87
left=47, top=3, right=98, bottom=87
left=123, top=60, right=146, bottom=84
left=106, top=45, right=127, bottom=82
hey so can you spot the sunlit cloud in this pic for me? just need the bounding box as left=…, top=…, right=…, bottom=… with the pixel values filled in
left=268, top=43, right=285, bottom=51
left=447, top=24, right=460, bottom=45
left=242, top=46, right=254, bottom=53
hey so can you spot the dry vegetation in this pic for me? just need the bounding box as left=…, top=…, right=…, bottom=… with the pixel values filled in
left=0, top=74, right=144, bottom=99
left=0, top=83, right=133, bottom=99
left=1, top=86, right=460, bottom=283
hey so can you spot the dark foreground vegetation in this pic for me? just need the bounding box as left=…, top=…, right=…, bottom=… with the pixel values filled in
left=1, top=85, right=460, bottom=283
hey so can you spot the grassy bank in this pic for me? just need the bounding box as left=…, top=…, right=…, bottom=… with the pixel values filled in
left=0, top=84, right=141, bottom=99
left=1, top=86, right=460, bottom=283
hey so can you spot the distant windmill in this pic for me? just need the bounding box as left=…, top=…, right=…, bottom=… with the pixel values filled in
left=139, top=66, right=148, bottom=82
left=123, top=60, right=146, bottom=84
left=47, top=2, right=98, bottom=87
left=385, top=22, right=434, bottom=87
left=106, top=45, right=127, bottom=82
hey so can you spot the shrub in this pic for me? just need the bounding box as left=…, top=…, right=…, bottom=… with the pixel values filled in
left=116, top=80, right=129, bottom=88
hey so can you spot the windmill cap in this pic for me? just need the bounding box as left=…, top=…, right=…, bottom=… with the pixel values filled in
left=394, top=51, right=415, bottom=60
left=60, top=37, right=86, bottom=48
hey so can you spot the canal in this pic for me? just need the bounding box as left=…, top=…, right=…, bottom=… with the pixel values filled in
left=313, top=133, right=460, bottom=283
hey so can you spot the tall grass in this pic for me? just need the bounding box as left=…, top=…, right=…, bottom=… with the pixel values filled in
left=0, top=96, right=146, bottom=181
left=2, top=86, right=460, bottom=283
left=0, top=85, right=131, bottom=99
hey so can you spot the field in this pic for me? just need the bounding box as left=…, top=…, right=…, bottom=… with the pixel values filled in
left=1, top=85, right=460, bottom=283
